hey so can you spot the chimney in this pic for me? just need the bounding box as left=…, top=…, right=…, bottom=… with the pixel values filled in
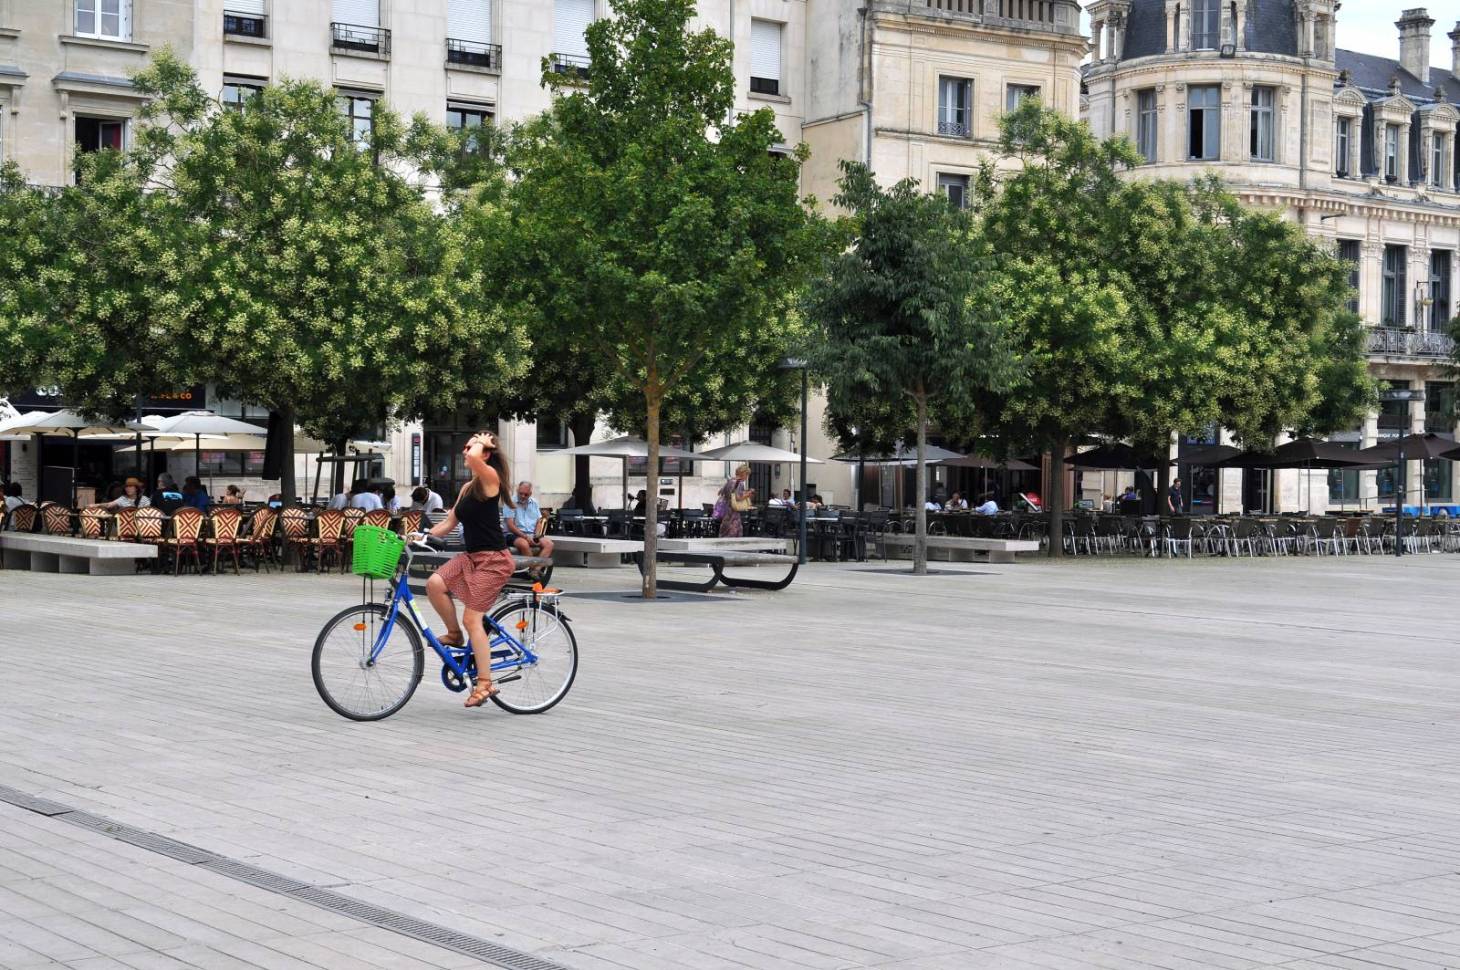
left=1396, top=8, right=1435, bottom=84
left=1450, top=21, right=1460, bottom=77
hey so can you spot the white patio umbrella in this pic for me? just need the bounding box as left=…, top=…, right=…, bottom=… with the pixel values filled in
left=696, top=441, right=823, bottom=506
left=0, top=410, right=153, bottom=504
left=555, top=436, right=701, bottom=510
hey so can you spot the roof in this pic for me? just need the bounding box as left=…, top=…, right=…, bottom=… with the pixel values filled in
left=1122, top=0, right=1300, bottom=60
left=51, top=71, right=134, bottom=90
left=1334, top=48, right=1460, bottom=106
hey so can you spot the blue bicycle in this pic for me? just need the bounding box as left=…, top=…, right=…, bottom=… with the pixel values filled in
left=311, top=537, right=579, bottom=720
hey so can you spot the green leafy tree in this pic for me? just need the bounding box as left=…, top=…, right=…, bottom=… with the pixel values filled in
left=502, top=0, right=827, bottom=595
left=0, top=156, right=195, bottom=419
left=806, top=162, right=1017, bottom=574
left=120, top=51, right=527, bottom=502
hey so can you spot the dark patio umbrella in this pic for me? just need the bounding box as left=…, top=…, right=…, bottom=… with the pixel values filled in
left=1062, top=442, right=1170, bottom=470
left=1218, top=438, right=1375, bottom=469
left=830, top=442, right=963, bottom=463
left=1356, top=433, right=1457, bottom=463
left=1180, top=445, right=1243, bottom=467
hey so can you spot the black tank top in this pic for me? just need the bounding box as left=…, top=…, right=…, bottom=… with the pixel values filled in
left=455, top=484, right=507, bottom=553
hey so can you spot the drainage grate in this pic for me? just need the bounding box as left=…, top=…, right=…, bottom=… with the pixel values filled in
left=0, top=784, right=75, bottom=817
left=380, top=915, right=571, bottom=970
left=0, top=784, right=568, bottom=969
left=60, top=811, right=222, bottom=865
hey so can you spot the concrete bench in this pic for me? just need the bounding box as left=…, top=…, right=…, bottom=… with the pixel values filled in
left=0, top=533, right=157, bottom=576
left=876, top=534, right=1040, bottom=564
left=550, top=536, right=644, bottom=568
left=637, top=547, right=800, bottom=593
left=658, top=537, right=793, bottom=554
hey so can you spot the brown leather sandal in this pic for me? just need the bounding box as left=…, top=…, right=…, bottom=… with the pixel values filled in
left=464, top=678, right=498, bottom=708
left=439, top=631, right=465, bottom=648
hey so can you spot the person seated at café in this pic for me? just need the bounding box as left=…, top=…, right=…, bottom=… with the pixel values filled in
left=103, top=477, right=151, bottom=510
left=410, top=485, right=444, bottom=513
left=349, top=479, right=383, bottom=512
left=502, top=480, right=555, bottom=563
left=945, top=492, right=968, bottom=511
left=181, top=476, right=210, bottom=511
left=974, top=492, right=999, bottom=515
left=266, top=492, right=283, bottom=509
left=807, top=494, right=825, bottom=511
left=5, top=481, right=28, bottom=512
left=923, top=495, right=942, bottom=512
left=769, top=488, right=793, bottom=508
left=221, top=485, right=245, bottom=506
left=150, top=473, right=184, bottom=513
left=383, top=484, right=401, bottom=514
left=328, top=484, right=350, bottom=510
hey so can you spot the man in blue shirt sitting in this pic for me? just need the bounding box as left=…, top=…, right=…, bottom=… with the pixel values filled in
left=182, top=476, right=211, bottom=511
left=503, top=481, right=554, bottom=562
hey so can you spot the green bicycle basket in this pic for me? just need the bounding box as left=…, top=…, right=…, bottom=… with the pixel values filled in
left=352, top=525, right=406, bottom=579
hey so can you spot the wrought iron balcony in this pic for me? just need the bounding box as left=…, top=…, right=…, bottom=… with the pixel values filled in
left=332, top=22, right=390, bottom=57
left=223, top=10, right=266, bottom=39
left=913, top=0, right=1082, bottom=35
left=1367, top=327, right=1455, bottom=359
left=447, top=38, right=501, bottom=70
left=937, top=119, right=971, bottom=137
left=548, top=53, right=591, bottom=80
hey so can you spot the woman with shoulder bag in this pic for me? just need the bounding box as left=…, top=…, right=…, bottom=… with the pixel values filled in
left=717, top=464, right=755, bottom=538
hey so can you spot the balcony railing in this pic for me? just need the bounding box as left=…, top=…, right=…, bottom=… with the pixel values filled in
left=332, top=22, right=390, bottom=57
left=1368, top=327, right=1455, bottom=359
left=937, top=119, right=971, bottom=137
left=548, top=53, right=591, bottom=80
left=223, top=10, right=266, bottom=39
left=447, top=37, right=501, bottom=70
left=917, top=0, right=1082, bottom=35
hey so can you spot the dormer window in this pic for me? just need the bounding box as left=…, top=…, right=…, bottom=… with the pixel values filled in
left=1384, top=124, right=1400, bottom=181
left=1191, top=0, right=1220, bottom=50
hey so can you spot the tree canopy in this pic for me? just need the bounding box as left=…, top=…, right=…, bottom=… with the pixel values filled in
left=806, top=161, right=1017, bottom=574
left=500, top=0, right=829, bottom=595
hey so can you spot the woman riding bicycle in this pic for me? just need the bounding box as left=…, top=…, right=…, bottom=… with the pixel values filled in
left=418, top=430, right=516, bottom=708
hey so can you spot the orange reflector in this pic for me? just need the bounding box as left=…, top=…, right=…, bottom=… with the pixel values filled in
left=516, top=620, right=529, bottom=631
left=352, top=623, right=366, bottom=631
left=531, top=582, right=543, bottom=592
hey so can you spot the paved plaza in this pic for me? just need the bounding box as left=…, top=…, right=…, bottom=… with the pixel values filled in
left=2, top=555, right=1460, bottom=969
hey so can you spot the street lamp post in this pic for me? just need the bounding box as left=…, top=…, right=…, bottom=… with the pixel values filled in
left=778, top=357, right=809, bottom=566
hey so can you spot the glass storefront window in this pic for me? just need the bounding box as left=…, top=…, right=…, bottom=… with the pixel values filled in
left=1425, top=459, right=1452, bottom=502
left=1327, top=441, right=1360, bottom=504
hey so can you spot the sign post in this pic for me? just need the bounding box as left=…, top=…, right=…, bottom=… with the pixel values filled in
left=1378, top=388, right=1426, bottom=556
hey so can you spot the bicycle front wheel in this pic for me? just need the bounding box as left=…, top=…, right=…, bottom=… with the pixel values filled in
left=312, top=603, right=424, bottom=721
left=488, top=601, right=578, bottom=714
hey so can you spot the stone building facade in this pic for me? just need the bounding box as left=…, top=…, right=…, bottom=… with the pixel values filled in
left=0, top=0, right=1086, bottom=509
left=1084, top=0, right=1460, bottom=514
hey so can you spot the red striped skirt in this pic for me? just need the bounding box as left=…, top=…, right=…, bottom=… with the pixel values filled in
left=433, top=549, right=515, bottom=613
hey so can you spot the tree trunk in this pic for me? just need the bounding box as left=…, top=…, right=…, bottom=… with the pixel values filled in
left=642, top=390, right=660, bottom=599
left=913, top=393, right=929, bottom=576
left=1047, top=438, right=1066, bottom=558
left=330, top=437, right=348, bottom=498
left=279, top=404, right=297, bottom=508
left=570, top=411, right=596, bottom=512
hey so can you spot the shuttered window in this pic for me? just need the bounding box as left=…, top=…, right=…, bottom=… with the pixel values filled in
left=228, top=0, right=265, bottom=14
left=332, top=0, right=378, bottom=27
left=554, top=0, right=593, bottom=58
left=750, top=20, right=782, bottom=95
left=448, top=0, right=491, bottom=43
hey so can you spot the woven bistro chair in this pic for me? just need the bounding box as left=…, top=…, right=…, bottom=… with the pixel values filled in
left=164, top=506, right=205, bottom=575
left=7, top=504, right=38, bottom=533
left=313, top=508, right=347, bottom=574
left=363, top=508, right=392, bottom=530
left=79, top=507, right=110, bottom=540
left=397, top=510, right=423, bottom=536
left=340, top=506, right=365, bottom=563
left=40, top=502, right=73, bottom=536
left=204, top=507, right=244, bottom=575
left=280, top=506, right=314, bottom=569
left=115, top=507, right=138, bottom=542
left=244, top=506, right=279, bottom=572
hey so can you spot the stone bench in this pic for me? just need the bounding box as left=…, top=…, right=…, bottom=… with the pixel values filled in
left=549, top=536, right=644, bottom=568
left=658, top=537, right=794, bottom=554
left=636, top=547, right=800, bottom=593
left=0, top=533, right=157, bottom=576
left=876, top=534, right=1040, bottom=564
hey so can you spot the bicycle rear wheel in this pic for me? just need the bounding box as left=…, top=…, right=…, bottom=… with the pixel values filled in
left=312, top=603, right=423, bottom=721
left=487, top=600, right=577, bottom=714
